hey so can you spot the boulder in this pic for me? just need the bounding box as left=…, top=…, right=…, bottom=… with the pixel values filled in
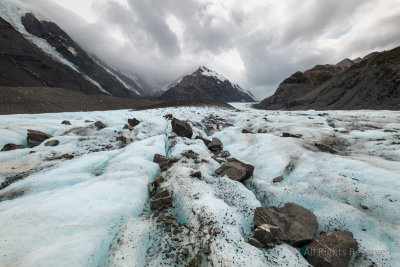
left=153, top=154, right=177, bottom=171
left=149, top=188, right=173, bottom=210
left=248, top=237, right=263, bottom=248
left=220, top=150, right=230, bottom=158
left=196, top=136, right=211, bottom=146
left=207, top=137, right=223, bottom=153
left=273, top=176, right=284, bottom=183
left=171, top=118, right=193, bottom=138
left=61, top=120, right=71, bottom=125
left=128, top=118, right=140, bottom=127
left=306, top=231, right=358, bottom=267
left=215, top=158, right=254, bottom=182
left=94, top=121, right=107, bottom=129
left=190, top=171, right=202, bottom=178
left=1, top=143, right=25, bottom=152
left=242, top=128, right=251, bottom=134
left=116, top=136, right=132, bottom=144
left=27, top=129, right=52, bottom=148
left=44, top=140, right=59, bottom=147
left=123, top=124, right=133, bottom=130
left=253, top=203, right=318, bottom=247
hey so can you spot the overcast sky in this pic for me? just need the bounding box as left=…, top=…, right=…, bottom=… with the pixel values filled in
left=15, top=0, right=400, bottom=98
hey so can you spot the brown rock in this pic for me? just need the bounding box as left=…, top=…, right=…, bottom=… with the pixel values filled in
left=306, top=231, right=358, bottom=267
left=196, top=136, right=211, bottom=146
left=282, top=132, right=302, bottom=138
left=62, top=154, right=74, bottom=159
left=149, top=188, right=173, bottom=210
left=27, top=129, right=52, bottom=148
left=116, top=136, right=132, bottom=144
left=1, top=143, right=25, bottom=152
left=215, top=158, right=254, bottom=182
left=207, top=137, right=223, bottom=153
left=253, top=203, right=318, bottom=247
left=94, top=121, right=107, bottom=129
left=128, top=118, right=140, bottom=127
left=61, top=120, right=71, bottom=125
left=44, top=140, right=59, bottom=147
left=248, top=237, right=263, bottom=248
left=315, top=143, right=337, bottom=154
left=171, top=118, right=193, bottom=138
left=190, top=171, right=202, bottom=178
left=273, top=176, right=284, bottom=183
left=153, top=154, right=177, bottom=171
left=219, top=150, right=230, bottom=158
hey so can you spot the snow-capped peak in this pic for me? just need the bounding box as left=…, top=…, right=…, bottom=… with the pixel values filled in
left=197, top=66, right=228, bottom=82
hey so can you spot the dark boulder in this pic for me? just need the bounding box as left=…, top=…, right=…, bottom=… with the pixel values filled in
left=128, top=118, right=140, bottom=127
left=273, top=176, right=284, bottom=183
left=1, top=143, right=25, bottom=152
left=215, top=158, right=254, bottom=182
left=196, top=136, right=211, bottom=147
left=94, top=121, right=107, bottom=129
left=116, top=136, right=132, bottom=145
left=253, top=203, right=318, bottom=247
left=207, top=137, right=223, bottom=153
left=242, top=128, right=251, bottom=134
left=171, top=118, right=193, bottom=138
left=61, top=120, right=71, bottom=125
left=27, top=129, right=52, bottom=148
left=153, top=154, right=177, bottom=171
left=149, top=188, right=173, bottom=210
left=164, top=114, right=173, bottom=120
left=248, top=237, right=263, bottom=248
left=190, top=171, right=202, bottom=178
left=282, top=132, right=302, bottom=138
left=220, top=150, right=231, bottom=158
left=306, top=230, right=358, bottom=267
left=44, top=140, right=59, bottom=147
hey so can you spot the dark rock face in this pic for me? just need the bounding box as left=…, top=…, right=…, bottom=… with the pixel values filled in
left=128, top=118, right=140, bottom=127
left=253, top=203, right=318, bottom=247
left=153, top=154, right=177, bottom=171
left=207, top=137, right=223, bottom=153
left=159, top=66, right=256, bottom=102
left=215, top=158, right=254, bottom=182
left=20, top=13, right=145, bottom=98
left=255, top=46, right=400, bottom=110
left=149, top=188, right=173, bottom=210
left=61, top=120, right=71, bottom=125
left=44, top=140, right=59, bottom=147
left=26, top=129, right=52, bottom=148
left=306, top=231, right=358, bottom=267
left=1, top=143, right=25, bottom=151
left=171, top=118, right=193, bottom=138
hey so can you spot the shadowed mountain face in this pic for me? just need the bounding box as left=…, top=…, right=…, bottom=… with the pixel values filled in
left=255, top=46, right=400, bottom=110
left=159, top=66, right=256, bottom=102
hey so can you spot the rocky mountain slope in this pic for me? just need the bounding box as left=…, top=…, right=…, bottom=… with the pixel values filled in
left=255, top=46, right=400, bottom=110
left=0, top=103, right=398, bottom=266
left=0, top=1, right=148, bottom=98
left=159, top=66, right=257, bottom=102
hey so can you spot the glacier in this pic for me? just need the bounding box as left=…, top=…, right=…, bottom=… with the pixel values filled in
left=0, top=103, right=399, bottom=266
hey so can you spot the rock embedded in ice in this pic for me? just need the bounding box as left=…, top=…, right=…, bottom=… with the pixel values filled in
left=306, top=230, right=358, bottom=267
left=26, top=129, right=52, bottom=147
left=248, top=237, right=263, bottom=248
left=219, top=150, right=230, bottom=158
left=44, top=140, right=59, bottom=146
left=116, top=136, right=132, bottom=145
left=94, top=121, right=107, bottom=129
left=149, top=188, right=173, bottom=210
left=61, top=120, right=71, bottom=125
left=171, top=118, right=193, bottom=138
left=207, top=137, right=223, bottom=153
left=1, top=143, right=25, bottom=151
left=242, top=128, right=252, bottom=134
left=215, top=158, right=254, bottom=182
left=195, top=136, right=211, bottom=146
left=153, top=154, right=177, bottom=171
left=164, top=114, right=173, bottom=120
left=128, top=118, right=140, bottom=127
left=123, top=124, right=133, bottom=131
left=273, top=176, right=284, bottom=183
left=253, top=203, right=318, bottom=247
left=281, top=132, right=302, bottom=138
left=190, top=171, right=202, bottom=178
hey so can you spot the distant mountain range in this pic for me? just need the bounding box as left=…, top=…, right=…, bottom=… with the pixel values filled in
left=254, top=47, right=400, bottom=110
left=159, top=66, right=256, bottom=102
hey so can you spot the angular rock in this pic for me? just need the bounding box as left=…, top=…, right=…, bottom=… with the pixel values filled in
left=181, top=150, right=199, bottom=160
left=220, top=150, right=230, bottom=158
left=123, top=124, right=133, bottom=130
left=149, top=188, right=173, bottom=210
left=27, top=129, right=52, bottom=148
left=153, top=154, right=177, bottom=171
left=44, top=140, right=59, bottom=147
left=171, top=118, right=193, bottom=138
left=190, top=171, right=202, bottom=178
left=1, top=143, right=25, bottom=152
left=61, top=120, right=71, bottom=125
left=128, top=118, right=140, bottom=127
left=282, top=132, right=302, bottom=138
left=164, top=114, right=173, bottom=120
left=273, top=176, right=284, bottom=183
left=215, top=158, right=254, bottom=182
left=242, top=128, right=251, bottom=134
left=253, top=203, right=318, bottom=247
left=207, top=137, right=223, bottom=153
left=94, top=121, right=107, bottom=129
left=306, top=231, right=358, bottom=267
left=116, top=136, right=132, bottom=144
left=248, top=237, right=263, bottom=248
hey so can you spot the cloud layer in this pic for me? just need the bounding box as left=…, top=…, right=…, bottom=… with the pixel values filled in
left=16, top=0, right=400, bottom=98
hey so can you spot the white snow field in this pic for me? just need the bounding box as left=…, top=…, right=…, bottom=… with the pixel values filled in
left=0, top=103, right=399, bottom=266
